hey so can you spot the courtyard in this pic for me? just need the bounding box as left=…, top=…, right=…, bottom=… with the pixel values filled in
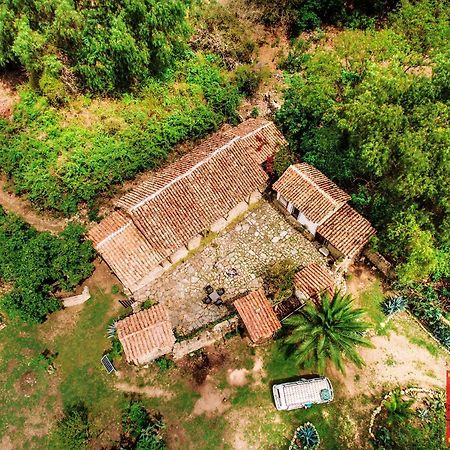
left=143, top=201, right=326, bottom=335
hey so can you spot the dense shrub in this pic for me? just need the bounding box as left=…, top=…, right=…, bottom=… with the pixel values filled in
left=0, top=208, right=94, bottom=322
left=118, top=401, right=166, bottom=450
left=190, top=2, right=256, bottom=68
left=406, top=284, right=450, bottom=349
left=264, top=259, right=298, bottom=302
left=276, top=1, right=450, bottom=283
left=0, top=0, right=189, bottom=95
left=52, top=403, right=91, bottom=450
left=252, top=0, right=397, bottom=32
left=373, top=390, right=445, bottom=449
left=0, top=56, right=240, bottom=215
left=234, top=64, right=266, bottom=97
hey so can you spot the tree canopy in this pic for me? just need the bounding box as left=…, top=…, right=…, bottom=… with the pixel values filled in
left=0, top=0, right=189, bottom=95
left=0, top=207, right=94, bottom=322
left=284, top=291, right=373, bottom=374
left=276, top=0, right=450, bottom=283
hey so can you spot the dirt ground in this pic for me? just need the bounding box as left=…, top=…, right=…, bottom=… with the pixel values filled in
left=0, top=175, right=67, bottom=233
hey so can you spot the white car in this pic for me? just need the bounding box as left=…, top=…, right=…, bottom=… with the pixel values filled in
left=272, top=377, right=334, bottom=411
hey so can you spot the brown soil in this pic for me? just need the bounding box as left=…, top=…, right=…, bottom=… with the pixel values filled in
left=192, top=376, right=231, bottom=417
left=0, top=175, right=66, bottom=233
left=346, top=262, right=378, bottom=298
left=115, top=382, right=173, bottom=399
left=328, top=319, right=449, bottom=398
left=14, top=370, right=37, bottom=397
left=0, top=70, right=24, bottom=118
left=227, top=368, right=249, bottom=387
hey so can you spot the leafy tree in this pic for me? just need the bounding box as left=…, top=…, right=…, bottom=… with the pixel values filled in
left=0, top=0, right=189, bottom=94
left=52, top=403, right=90, bottom=450
left=284, top=291, right=373, bottom=373
left=0, top=208, right=94, bottom=322
left=276, top=0, right=450, bottom=283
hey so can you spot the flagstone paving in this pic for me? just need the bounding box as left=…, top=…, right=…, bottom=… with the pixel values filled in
left=141, top=202, right=326, bottom=335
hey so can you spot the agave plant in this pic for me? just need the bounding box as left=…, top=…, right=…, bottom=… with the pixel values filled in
left=106, top=320, right=118, bottom=339
left=294, top=422, right=320, bottom=450
left=382, top=296, right=407, bottom=316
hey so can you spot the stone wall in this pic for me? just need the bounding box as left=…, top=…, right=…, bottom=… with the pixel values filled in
left=363, top=248, right=393, bottom=277
left=62, top=286, right=90, bottom=307
left=172, top=316, right=238, bottom=360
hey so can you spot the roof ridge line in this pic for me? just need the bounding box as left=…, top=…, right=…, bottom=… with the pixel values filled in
left=97, top=220, right=131, bottom=249
left=129, top=135, right=242, bottom=212
left=292, top=165, right=339, bottom=206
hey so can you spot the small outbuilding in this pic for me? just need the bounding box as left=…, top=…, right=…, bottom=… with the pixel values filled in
left=294, top=263, right=335, bottom=305
left=116, top=304, right=175, bottom=365
left=273, top=163, right=376, bottom=270
left=234, top=289, right=281, bottom=344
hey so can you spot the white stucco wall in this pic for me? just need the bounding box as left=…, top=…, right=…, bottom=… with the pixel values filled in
left=296, top=212, right=318, bottom=236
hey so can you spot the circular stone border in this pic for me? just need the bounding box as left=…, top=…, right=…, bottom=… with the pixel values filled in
left=368, top=387, right=441, bottom=439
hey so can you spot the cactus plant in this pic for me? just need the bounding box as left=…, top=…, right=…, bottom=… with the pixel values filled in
left=382, top=296, right=407, bottom=316
left=106, top=320, right=118, bottom=339
left=293, top=422, right=320, bottom=450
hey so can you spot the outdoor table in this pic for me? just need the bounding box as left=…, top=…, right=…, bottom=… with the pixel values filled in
left=208, top=290, right=220, bottom=303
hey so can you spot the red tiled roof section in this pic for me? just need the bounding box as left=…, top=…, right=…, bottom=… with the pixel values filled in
left=234, top=289, right=281, bottom=343
left=116, top=305, right=175, bottom=365
left=228, top=119, right=287, bottom=164
left=272, top=164, right=350, bottom=223
left=317, top=204, right=376, bottom=258
left=117, top=119, right=286, bottom=211
left=294, top=263, right=335, bottom=299
left=129, top=140, right=269, bottom=254
left=88, top=211, right=163, bottom=292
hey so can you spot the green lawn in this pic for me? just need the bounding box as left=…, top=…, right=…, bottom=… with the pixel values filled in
left=1, top=276, right=426, bottom=449
left=0, top=289, right=125, bottom=449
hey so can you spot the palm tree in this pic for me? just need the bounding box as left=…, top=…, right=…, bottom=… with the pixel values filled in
left=384, top=389, right=413, bottom=426
left=284, top=290, right=373, bottom=374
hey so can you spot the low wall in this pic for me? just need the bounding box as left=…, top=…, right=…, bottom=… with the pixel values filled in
left=363, top=248, right=393, bottom=277
left=172, top=316, right=238, bottom=360
left=62, top=286, right=90, bottom=307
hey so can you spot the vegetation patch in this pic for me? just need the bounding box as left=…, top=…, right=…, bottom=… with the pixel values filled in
left=0, top=208, right=94, bottom=322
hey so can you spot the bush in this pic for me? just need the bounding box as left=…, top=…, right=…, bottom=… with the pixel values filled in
left=0, top=208, right=94, bottom=322
left=52, top=403, right=90, bottom=450
left=154, top=357, right=174, bottom=372
left=190, top=3, right=256, bottom=68
left=120, top=401, right=166, bottom=449
left=264, top=259, right=298, bottom=302
left=234, top=64, right=265, bottom=97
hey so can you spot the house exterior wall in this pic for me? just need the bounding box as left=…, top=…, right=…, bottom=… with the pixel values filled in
left=276, top=193, right=318, bottom=236
left=296, top=211, right=318, bottom=236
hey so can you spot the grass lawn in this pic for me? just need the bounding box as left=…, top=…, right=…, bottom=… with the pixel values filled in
left=1, top=269, right=445, bottom=449
left=0, top=289, right=125, bottom=449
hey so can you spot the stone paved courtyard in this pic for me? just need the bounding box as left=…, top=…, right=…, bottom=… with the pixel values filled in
left=144, top=202, right=326, bottom=335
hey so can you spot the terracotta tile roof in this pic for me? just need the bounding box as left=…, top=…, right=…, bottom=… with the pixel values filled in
left=272, top=163, right=350, bottom=223
left=88, top=211, right=164, bottom=292
left=234, top=289, right=281, bottom=343
left=317, top=204, right=376, bottom=258
left=294, top=263, right=335, bottom=299
left=89, top=120, right=286, bottom=293
left=116, top=305, right=175, bottom=365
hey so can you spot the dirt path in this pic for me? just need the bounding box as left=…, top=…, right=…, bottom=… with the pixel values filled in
left=0, top=176, right=66, bottom=233
left=329, top=320, right=449, bottom=398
